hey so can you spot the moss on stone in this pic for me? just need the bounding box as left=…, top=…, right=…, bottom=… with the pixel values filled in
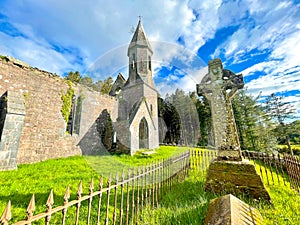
left=61, top=81, right=74, bottom=125
left=205, top=160, right=271, bottom=202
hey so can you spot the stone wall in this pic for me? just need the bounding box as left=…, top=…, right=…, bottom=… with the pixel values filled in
left=0, top=57, right=118, bottom=168
left=0, top=91, right=25, bottom=170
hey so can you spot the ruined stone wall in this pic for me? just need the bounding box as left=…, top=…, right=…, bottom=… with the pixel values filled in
left=0, top=57, right=117, bottom=166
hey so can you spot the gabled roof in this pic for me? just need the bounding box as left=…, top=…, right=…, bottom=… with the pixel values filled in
left=109, top=73, right=126, bottom=96
left=128, top=97, right=156, bottom=129
left=128, top=19, right=153, bottom=53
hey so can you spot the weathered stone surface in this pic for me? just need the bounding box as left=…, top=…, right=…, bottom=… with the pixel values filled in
left=0, top=56, right=118, bottom=167
left=205, top=159, right=271, bottom=201
left=0, top=91, right=25, bottom=170
left=112, top=19, right=159, bottom=154
left=197, top=58, right=244, bottom=160
left=204, top=194, right=264, bottom=225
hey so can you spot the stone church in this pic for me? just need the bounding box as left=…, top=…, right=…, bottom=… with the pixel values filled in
left=0, top=19, right=159, bottom=170
left=110, top=19, right=159, bottom=154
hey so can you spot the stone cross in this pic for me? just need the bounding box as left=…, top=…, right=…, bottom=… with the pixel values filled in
left=197, top=58, right=244, bottom=161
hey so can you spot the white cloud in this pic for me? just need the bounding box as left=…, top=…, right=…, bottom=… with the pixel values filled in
left=0, top=0, right=300, bottom=117
left=240, top=61, right=276, bottom=77
left=0, top=0, right=200, bottom=75
left=0, top=31, right=80, bottom=74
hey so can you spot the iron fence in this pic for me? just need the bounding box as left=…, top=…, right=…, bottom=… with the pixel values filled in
left=4, top=149, right=298, bottom=224
left=0, top=150, right=195, bottom=225
left=242, top=151, right=300, bottom=193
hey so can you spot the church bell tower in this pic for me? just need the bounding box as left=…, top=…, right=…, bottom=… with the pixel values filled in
left=127, top=18, right=155, bottom=88
left=113, top=18, right=159, bottom=154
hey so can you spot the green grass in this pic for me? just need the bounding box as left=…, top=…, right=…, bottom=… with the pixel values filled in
left=0, top=156, right=100, bottom=223
left=0, top=146, right=299, bottom=224
left=137, top=160, right=300, bottom=225
left=251, top=162, right=300, bottom=225
left=84, top=146, right=190, bottom=177
left=138, top=170, right=218, bottom=224
left=0, top=146, right=188, bottom=223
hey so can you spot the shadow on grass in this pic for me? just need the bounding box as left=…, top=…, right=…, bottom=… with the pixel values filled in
left=138, top=171, right=219, bottom=225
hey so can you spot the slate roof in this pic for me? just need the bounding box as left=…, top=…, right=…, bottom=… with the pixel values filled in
left=128, top=19, right=153, bottom=53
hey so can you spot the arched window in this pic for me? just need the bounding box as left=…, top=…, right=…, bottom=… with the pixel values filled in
left=139, top=117, right=149, bottom=149
left=148, top=56, right=151, bottom=71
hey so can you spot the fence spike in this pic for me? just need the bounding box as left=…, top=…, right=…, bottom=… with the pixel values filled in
left=0, top=200, right=12, bottom=225
left=46, top=190, right=54, bottom=211
left=77, top=181, right=83, bottom=199
left=121, top=170, right=125, bottom=182
left=127, top=168, right=130, bottom=180
left=89, top=179, right=94, bottom=195
left=108, top=174, right=111, bottom=186
left=26, top=194, right=36, bottom=220
left=115, top=172, right=119, bottom=184
left=99, top=176, right=103, bottom=190
left=64, top=185, right=70, bottom=205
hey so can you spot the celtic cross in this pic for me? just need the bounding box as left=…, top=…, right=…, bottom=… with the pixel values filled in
left=197, top=58, right=244, bottom=161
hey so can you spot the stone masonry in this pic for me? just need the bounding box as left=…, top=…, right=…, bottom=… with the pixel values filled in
left=0, top=91, right=25, bottom=170
left=0, top=56, right=117, bottom=169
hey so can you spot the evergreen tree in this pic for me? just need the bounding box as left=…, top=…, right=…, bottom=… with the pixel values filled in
left=157, top=96, right=181, bottom=144
left=80, top=76, right=93, bottom=87
left=232, top=90, right=277, bottom=152
left=100, top=77, right=113, bottom=94
left=166, top=89, right=199, bottom=146
left=65, top=71, right=82, bottom=83
left=190, top=92, right=212, bottom=146
left=264, top=93, right=296, bottom=154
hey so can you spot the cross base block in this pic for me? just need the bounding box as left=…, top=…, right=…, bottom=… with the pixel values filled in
left=204, top=194, right=264, bottom=225
left=205, top=159, right=271, bottom=202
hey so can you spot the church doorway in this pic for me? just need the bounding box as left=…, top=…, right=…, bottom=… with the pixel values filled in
left=139, top=117, right=149, bottom=149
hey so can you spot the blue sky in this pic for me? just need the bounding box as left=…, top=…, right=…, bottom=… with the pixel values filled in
left=0, top=0, right=300, bottom=118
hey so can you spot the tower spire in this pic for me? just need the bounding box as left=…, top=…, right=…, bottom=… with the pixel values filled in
left=128, top=19, right=153, bottom=53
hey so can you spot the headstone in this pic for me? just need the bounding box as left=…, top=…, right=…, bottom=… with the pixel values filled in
left=204, top=194, right=264, bottom=225
left=197, top=59, right=271, bottom=201
left=197, top=58, right=244, bottom=161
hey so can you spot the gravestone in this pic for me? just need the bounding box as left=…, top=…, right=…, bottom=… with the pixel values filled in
left=204, top=194, right=264, bottom=225
left=197, top=58, right=270, bottom=201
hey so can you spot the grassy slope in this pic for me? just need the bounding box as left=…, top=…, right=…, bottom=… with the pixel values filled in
left=252, top=163, right=300, bottom=225
left=0, top=146, right=188, bottom=222
left=138, top=170, right=219, bottom=225
left=138, top=161, right=300, bottom=225
left=0, top=146, right=299, bottom=224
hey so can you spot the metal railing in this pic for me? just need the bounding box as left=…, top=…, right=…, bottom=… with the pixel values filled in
left=242, top=151, right=300, bottom=193
left=1, top=150, right=193, bottom=225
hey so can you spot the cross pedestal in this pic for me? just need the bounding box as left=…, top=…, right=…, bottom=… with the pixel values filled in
left=197, top=58, right=270, bottom=201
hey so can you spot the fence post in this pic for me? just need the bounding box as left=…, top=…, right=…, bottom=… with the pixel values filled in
left=26, top=194, right=35, bottom=225
left=75, top=181, right=82, bottom=225
left=113, top=173, right=118, bottom=225
left=272, top=153, right=281, bottom=185
left=62, top=185, right=70, bottom=225
left=0, top=201, right=11, bottom=225
left=87, top=179, right=94, bottom=225
left=131, top=169, right=135, bottom=225
left=45, top=190, right=54, bottom=225
left=97, top=177, right=103, bottom=225
left=119, top=171, right=125, bottom=225
left=105, top=176, right=111, bottom=225
left=125, top=169, right=130, bottom=225
left=135, top=167, right=140, bottom=223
